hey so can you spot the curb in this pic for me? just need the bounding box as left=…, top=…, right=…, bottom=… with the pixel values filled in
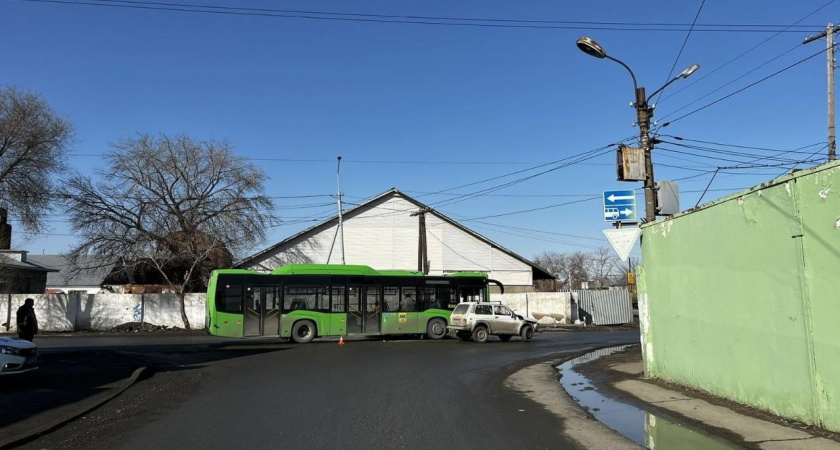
left=0, top=366, right=153, bottom=449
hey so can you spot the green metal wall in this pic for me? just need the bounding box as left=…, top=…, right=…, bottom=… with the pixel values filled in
left=637, top=160, right=840, bottom=431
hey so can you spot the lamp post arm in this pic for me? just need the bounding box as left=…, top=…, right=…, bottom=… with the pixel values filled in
left=646, top=75, right=682, bottom=103
left=605, top=54, right=638, bottom=93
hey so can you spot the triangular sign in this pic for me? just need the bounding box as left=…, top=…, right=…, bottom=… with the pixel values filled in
left=602, top=228, right=642, bottom=262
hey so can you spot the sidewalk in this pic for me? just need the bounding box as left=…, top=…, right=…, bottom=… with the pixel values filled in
left=574, top=346, right=840, bottom=450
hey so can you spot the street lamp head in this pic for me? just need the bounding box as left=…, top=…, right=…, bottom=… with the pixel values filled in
left=679, top=63, right=700, bottom=79
left=576, top=37, right=607, bottom=59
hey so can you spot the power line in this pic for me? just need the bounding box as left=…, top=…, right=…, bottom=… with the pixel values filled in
left=66, top=153, right=564, bottom=166
left=427, top=144, right=619, bottom=209
left=661, top=135, right=827, bottom=153
left=655, top=0, right=706, bottom=106
left=9, top=0, right=832, bottom=32
left=661, top=43, right=836, bottom=126
left=658, top=0, right=839, bottom=105
left=658, top=139, right=821, bottom=161
left=459, top=196, right=600, bottom=221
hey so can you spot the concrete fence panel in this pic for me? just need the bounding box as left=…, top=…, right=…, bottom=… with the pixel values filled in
left=0, top=292, right=207, bottom=332
left=495, top=292, right=571, bottom=325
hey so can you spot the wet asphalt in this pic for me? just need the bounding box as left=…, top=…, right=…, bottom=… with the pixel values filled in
left=4, top=330, right=639, bottom=450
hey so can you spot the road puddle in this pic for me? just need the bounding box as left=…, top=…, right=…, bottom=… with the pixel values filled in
left=557, top=346, right=742, bottom=449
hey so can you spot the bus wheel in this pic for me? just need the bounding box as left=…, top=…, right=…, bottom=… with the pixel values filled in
left=426, top=318, right=447, bottom=340
left=472, top=325, right=489, bottom=344
left=292, top=320, right=316, bottom=344
left=520, top=325, right=534, bottom=342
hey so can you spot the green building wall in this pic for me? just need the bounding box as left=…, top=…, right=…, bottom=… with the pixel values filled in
left=637, top=160, right=840, bottom=431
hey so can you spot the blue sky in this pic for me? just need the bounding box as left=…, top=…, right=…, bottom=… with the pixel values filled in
left=3, top=0, right=837, bottom=261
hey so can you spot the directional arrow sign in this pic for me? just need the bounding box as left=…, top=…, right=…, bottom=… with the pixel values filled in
left=607, top=193, right=635, bottom=202
left=603, top=228, right=642, bottom=262
left=603, top=189, right=637, bottom=222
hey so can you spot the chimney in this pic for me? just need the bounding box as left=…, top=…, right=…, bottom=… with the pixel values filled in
left=0, top=208, right=11, bottom=250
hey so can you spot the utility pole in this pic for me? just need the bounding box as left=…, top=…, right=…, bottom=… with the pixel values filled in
left=327, top=156, right=346, bottom=264
left=410, top=208, right=431, bottom=274
left=635, top=87, right=657, bottom=222
left=804, top=23, right=838, bottom=161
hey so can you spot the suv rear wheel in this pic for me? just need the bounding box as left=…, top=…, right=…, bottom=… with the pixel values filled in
left=472, top=325, right=489, bottom=343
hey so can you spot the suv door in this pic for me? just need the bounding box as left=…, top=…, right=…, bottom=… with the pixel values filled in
left=450, top=303, right=472, bottom=328
left=491, top=305, right=517, bottom=334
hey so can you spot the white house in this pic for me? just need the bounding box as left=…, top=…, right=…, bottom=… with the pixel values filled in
left=237, top=189, right=554, bottom=293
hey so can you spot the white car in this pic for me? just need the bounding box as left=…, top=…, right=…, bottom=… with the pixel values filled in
left=0, top=336, right=39, bottom=375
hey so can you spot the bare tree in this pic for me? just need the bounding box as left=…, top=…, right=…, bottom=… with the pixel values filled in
left=60, top=134, right=277, bottom=328
left=585, top=247, right=620, bottom=289
left=0, top=86, right=74, bottom=233
left=533, top=250, right=589, bottom=291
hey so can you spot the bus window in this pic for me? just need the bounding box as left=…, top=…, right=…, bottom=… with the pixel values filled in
left=283, top=286, right=328, bottom=312
left=401, top=287, right=417, bottom=312
left=331, top=286, right=345, bottom=312
left=384, top=287, right=399, bottom=312
left=420, top=288, right=437, bottom=310
left=439, top=287, right=456, bottom=309
left=459, top=286, right=484, bottom=303
left=217, top=282, right=243, bottom=313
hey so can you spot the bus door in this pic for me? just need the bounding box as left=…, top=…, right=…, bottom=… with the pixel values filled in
left=347, top=286, right=380, bottom=334
left=244, top=286, right=281, bottom=337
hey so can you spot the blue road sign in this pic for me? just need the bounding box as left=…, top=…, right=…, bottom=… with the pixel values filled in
left=603, top=190, right=638, bottom=222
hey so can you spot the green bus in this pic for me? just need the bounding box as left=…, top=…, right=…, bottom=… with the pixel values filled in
left=206, top=264, right=504, bottom=343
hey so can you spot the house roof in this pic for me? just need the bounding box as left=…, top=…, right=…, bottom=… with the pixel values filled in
left=0, top=252, right=59, bottom=273
left=27, top=255, right=115, bottom=287
left=238, top=188, right=556, bottom=281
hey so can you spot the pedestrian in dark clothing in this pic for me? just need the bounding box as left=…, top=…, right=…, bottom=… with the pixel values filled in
left=16, top=298, right=38, bottom=342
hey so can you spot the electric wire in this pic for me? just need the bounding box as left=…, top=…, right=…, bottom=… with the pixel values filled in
left=657, top=0, right=838, bottom=104
left=9, top=0, right=832, bottom=32
left=661, top=43, right=837, bottom=126
left=654, top=0, right=706, bottom=106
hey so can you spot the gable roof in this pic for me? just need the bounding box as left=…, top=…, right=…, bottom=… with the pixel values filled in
left=238, top=188, right=555, bottom=280
left=0, top=251, right=59, bottom=273
left=27, top=255, right=115, bottom=287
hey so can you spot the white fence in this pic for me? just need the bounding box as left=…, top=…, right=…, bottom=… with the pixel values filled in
left=0, top=293, right=206, bottom=332
left=0, top=291, right=572, bottom=333
left=495, top=292, right=572, bottom=326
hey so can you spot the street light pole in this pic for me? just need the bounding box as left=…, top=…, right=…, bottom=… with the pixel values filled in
left=576, top=37, right=699, bottom=222
left=634, top=87, right=656, bottom=222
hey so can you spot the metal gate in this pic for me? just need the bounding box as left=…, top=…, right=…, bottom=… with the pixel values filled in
left=574, top=288, right=632, bottom=325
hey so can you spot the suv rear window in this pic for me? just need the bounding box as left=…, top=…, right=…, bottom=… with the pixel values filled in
left=452, top=304, right=470, bottom=315
left=474, top=305, right=492, bottom=315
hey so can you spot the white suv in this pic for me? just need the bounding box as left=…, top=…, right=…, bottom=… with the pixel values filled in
left=448, top=302, right=537, bottom=343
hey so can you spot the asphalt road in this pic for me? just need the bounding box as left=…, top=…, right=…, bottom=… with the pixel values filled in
left=13, top=330, right=639, bottom=450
